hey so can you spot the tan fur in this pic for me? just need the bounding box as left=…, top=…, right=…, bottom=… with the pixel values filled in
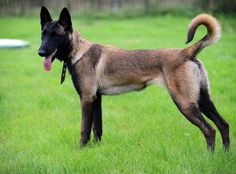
left=95, top=47, right=183, bottom=94
left=163, top=61, right=202, bottom=109
left=67, top=14, right=220, bottom=113
left=70, top=31, right=211, bottom=99
left=70, top=33, right=93, bottom=64
left=184, top=14, right=221, bottom=57
left=188, top=13, right=221, bottom=46
left=69, top=13, right=222, bottom=100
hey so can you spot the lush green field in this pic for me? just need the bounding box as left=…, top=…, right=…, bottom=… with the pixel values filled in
left=0, top=15, right=236, bottom=174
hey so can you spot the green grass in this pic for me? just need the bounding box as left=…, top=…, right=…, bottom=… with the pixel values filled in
left=0, top=15, right=236, bottom=174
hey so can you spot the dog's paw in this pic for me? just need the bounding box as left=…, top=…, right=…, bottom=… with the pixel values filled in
left=93, top=136, right=102, bottom=143
left=80, top=138, right=90, bottom=147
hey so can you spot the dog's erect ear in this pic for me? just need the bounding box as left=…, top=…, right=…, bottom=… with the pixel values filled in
left=40, top=6, right=52, bottom=30
left=58, top=7, right=72, bottom=32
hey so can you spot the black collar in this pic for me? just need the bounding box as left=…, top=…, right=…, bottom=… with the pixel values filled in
left=61, top=61, right=67, bottom=84
left=61, top=58, right=72, bottom=84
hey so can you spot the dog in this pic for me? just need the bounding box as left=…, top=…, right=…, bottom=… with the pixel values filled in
left=38, top=6, right=230, bottom=151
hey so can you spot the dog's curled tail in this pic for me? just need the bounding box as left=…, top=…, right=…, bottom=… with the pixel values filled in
left=184, top=14, right=221, bottom=58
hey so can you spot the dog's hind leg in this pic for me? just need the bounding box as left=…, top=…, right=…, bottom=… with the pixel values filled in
left=163, top=61, right=216, bottom=150
left=174, top=100, right=215, bottom=150
left=92, top=94, right=103, bottom=141
left=199, top=88, right=230, bottom=150
left=197, top=62, right=230, bottom=150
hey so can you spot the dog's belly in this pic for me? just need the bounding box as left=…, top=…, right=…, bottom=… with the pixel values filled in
left=98, top=75, right=164, bottom=95
left=99, top=84, right=145, bottom=95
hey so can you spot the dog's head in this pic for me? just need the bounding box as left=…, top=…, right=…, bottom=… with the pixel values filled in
left=38, top=7, right=73, bottom=71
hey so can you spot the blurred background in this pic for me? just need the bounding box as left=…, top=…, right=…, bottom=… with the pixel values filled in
left=1, top=0, right=236, bottom=17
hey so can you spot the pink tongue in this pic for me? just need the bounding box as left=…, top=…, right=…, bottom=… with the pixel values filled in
left=43, top=56, right=52, bottom=71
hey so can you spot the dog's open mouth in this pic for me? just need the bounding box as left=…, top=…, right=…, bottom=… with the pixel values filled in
left=43, top=49, right=57, bottom=71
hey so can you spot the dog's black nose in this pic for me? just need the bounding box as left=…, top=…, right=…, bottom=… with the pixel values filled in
left=38, top=49, right=47, bottom=57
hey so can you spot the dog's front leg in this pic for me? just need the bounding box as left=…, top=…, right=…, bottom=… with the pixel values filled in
left=80, top=96, right=95, bottom=146
left=92, top=94, right=102, bottom=141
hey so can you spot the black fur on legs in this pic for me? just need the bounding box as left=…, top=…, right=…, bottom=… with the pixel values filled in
left=198, top=88, right=230, bottom=150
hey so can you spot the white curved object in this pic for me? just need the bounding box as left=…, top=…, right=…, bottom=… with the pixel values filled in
left=0, top=39, right=29, bottom=48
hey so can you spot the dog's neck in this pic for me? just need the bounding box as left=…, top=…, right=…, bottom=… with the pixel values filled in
left=60, top=32, right=93, bottom=84
left=69, top=32, right=93, bottom=65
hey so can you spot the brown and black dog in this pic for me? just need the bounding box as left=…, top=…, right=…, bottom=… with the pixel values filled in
left=38, top=6, right=230, bottom=150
